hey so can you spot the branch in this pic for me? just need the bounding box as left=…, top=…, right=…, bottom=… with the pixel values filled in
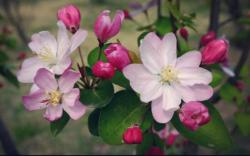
left=157, top=0, right=162, bottom=18
left=208, top=0, right=221, bottom=34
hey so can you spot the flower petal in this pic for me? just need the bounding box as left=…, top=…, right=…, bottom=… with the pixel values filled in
left=162, top=85, right=181, bottom=111
left=176, top=51, right=201, bottom=69
left=106, top=10, right=124, bottom=39
left=30, top=84, right=39, bottom=93
left=34, top=68, right=58, bottom=92
left=177, top=67, right=212, bottom=86
left=22, top=90, right=47, bottom=111
left=173, top=83, right=214, bottom=102
left=17, top=57, right=47, bottom=83
left=43, top=105, right=63, bottom=122
left=63, top=101, right=86, bottom=120
left=58, top=70, right=81, bottom=93
left=57, top=21, right=71, bottom=60
left=159, top=33, right=177, bottom=66
left=151, top=96, right=177, bottom=123
left=62, top=88, right=80, bottom=107
left=70, top=29, right=88, bottom=53
left=51, top=57, right=72, bottom=75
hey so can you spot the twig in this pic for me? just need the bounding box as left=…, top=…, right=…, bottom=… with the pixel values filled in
left=157, top=0, right=162, bottom=18
left=208, top=0, right=221, bottom=34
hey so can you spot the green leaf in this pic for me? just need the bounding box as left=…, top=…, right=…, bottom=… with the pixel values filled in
left=99, top=90, right=147, bottom=144
left=211, top=70, right=224, bottom=87
left=80, top=80, right=114, bottom=108
left=141, top=109, right=153, bottom=132
left=87, top=44, right=109, bottom=67
left=235, top=112, right=250, bottom=136
left=172, top=102, right=233, bottom=151
left=155, top=17, right=172, bottom=36
left=177, top=36, right=190, bottom=56
left=219, top=83, right=244, bottom=106
left=4, top=37, right=17, bottom=49
left=88, top=108, right=101, bottom=136
left=111, top=71, right=130, bottom=89
left=0, top=52, right=9, bottom=64
left=50, top=112, right=70, bottom=136
left=137, top=31, right=149, bottom=47
left=0, top=65, right=19, bottom=87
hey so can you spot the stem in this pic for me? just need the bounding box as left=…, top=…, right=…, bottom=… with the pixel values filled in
left=97, top=41, right=104, bottom=60
left=208, top=0, right=221, bottom=34
left=157, top=0, right=162, bottom=18
left=77, top=47, right=90, bottom=86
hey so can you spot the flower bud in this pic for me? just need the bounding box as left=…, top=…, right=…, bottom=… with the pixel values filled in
left=166, top=131, right=179, bottom=146
left=92, top=61, right=115, bottom=79
left=234, top=80, right=245, bottom=92
left=179, top=27, right=188, bottom=41
left=200, top=31, right=216, bottom=46
left=123, top=9, right=132, bottom=20
left=94, top=10, right=124, bottom=43
left=201, top=39, right=228, bottom=65
left=145, top=147, right=164, bottom=155
left=179, top=101, right=210, bottom=131
left=17, top=52, right=27, bottom=60
left=123, top=125, right=143, bottom=144
left=57, top=5, right=81, bottom=33
left=104, top=43, right=131, bottom=71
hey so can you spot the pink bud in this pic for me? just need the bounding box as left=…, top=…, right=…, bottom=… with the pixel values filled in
left=200, top=31, right=216, bottom=46
left=94, top=10, right=124, bottom=44
left=123, top=125, right=143, bottom=144
left=166, top=131, right=179, bottom=146
left=17, top=52, right=26, bottom=60
left=201, top=39, right=228, bottom=65
left=92, top=61, right=115, bottom=79
left=123, top=9, right=132, bottom=20
left=179, top=27, right=188, bottom=41
left=57, top=5, right=81, bottom=33
left=145, top=147, right=164, bottom=155
left=104, top=43, right=131, bottom=71
left=179, top=101, right=210, bottom=131
left=235, top=80, right=245, bottom=92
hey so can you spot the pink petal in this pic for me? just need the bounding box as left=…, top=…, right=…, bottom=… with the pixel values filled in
left=139, top=32, right=165, bottom=74
left=63, top=101, right=86, bottom=120
left=177, top=67, right=212, bottom=86
left=62, top=88, right=80, bottom=107
left=34, top=68, right=58, bottom=92
left=176, top=51, right=201, bottom=69
left=22, top=90, right=47, bottom=111
left=51, top=57, right=72, bottom=75
left=17, top=56, right=47, bottom=83
left=106, top=10, right=124, bottom=39
left=58, top=70, right=81, bottom=93
left=70, top=29, right=88, bottom=53
left=44, top=105, right=63, bottom=122
left=151, top=96, right=177, bottom=123
left=30, top=84, right=39, bottom=93
left=162, top=85, right=181, bottom=111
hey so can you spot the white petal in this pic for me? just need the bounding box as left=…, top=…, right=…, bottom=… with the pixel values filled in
left=177, top=67, right=212, bottom=86
left=17, top=57, right=47, bottom=83
left=162, top=85, right=181, bottom=111
left=51, top=57, right=72, bottom=75
left=176, top=51, right=201, bottom=69
left=43, top=105, right=63, bottom=122
left=63, top=101, right=86, bottom=120
left=70, top=29, right=88, bottom=53
left=62, top=88, right=80, bottom=107
left=159, top=33, right=177, bottom=66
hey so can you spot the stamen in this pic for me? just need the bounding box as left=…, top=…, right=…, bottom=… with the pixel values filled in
left=160, top=66, right=178, bottom=84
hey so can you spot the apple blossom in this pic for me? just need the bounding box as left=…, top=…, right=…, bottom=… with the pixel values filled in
left=104, top=43, right=131, bottom=71
left=179, top=101, right=210, bottom=131
left=179, top=27, right=188, bottom=41
left=94, top=10, right=124, bottom=44
left=123, top=32, right=213, bottom=123
left=92, top=61, right=115, bottom=79
left=57, top=5, right=81, bottom=33
left=17, top=21, right=87, bottom=83
left=200, top=31, right=216, bottom=46
left=23, top=68, right=86, bottom=121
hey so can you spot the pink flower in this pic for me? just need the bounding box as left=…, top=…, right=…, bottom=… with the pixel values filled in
left=94, top=10, right=124, bottom=44
left=22, top=68, right=86, bottom=121
left=200, top=31, right=216, bottom=46
left=123, top=125, right=143, bottom=144
left=17, top=21, right=88, bottom=83
left=57, top=5, right=81, bottom=33
left=201, top=39, right=228, bottom=65
left=179, top=101, right=210, bottom=131
left=145, top=147, right=164, bottom=155
left=123, top=32, right=213, bottom=123
left=92, top=61, right=115, bottom=79
left=179, top=27, right=188, bottom=41
left=104, top=43, right=131, bottom=71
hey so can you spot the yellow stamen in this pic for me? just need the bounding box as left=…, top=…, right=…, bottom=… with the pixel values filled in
left=160, top=66, right=178, bottom=84
left=48, top=90, right=62, bottom=106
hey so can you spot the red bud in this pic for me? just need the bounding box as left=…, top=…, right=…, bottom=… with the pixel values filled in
left=179, top=27, right=188, bottom=41
left=123, top=125, right=143, bottom=144
left=200, top=31, right=216, bottom=46
left=145, top=147, right=164, bottom=155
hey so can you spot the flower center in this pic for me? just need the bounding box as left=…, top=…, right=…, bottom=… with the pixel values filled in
left=160, top=66, right=178, bottom=84
left=38, top=47, right=57, bottom=65
left=48, top=90, right=62, bottom=106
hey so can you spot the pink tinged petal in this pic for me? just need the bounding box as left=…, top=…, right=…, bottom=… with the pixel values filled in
left=176, top=51, right=201, bottom=69
left=70, top=29, right=88, bottom=53
left=57, top=21, right=71, bottom=60
left=173, top=83, right=213, bottom=102
left=151, top=96, right=177, bottom=123
left=30, top=84, right=39, bottom=93
left=58, top=70, right=81, bottom=93
left=44, top=105, right=63, bottom=122
left=63, top=101, right=86, bottom=120
left=22, top=90, right=47, bottom=111
left=17, top=57, right=47, bottom=83
left=51, top=57, right=72, bottom=75
left=140, top=80, right=163, bottom=103
left=162, top=85, right=181, bottom=111
left=160, top=33, right=177, bottom=66
left=139, top=32, right=165, bottom=74
left=62, top=88, right=80, bottom=107
left=29, top=31, right=57, bottom=56
left=34, top=68, right=58, bottom=92
left=177, top=67, right=212, bottom=86
left=106, top=10, right=124, bottom=39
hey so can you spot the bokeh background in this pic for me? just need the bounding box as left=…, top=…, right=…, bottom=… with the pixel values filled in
left=0, top=0, right=249, bottom=154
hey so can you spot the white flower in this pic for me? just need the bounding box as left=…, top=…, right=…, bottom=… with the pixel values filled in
left=17, top=21, right=88, bottom=83
left=123, top=32, right=213, bottom=123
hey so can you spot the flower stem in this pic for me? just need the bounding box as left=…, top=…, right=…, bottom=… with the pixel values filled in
left=97, top=41, right=104, bottom=60
left=77, top=47, right=90, bottom=86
